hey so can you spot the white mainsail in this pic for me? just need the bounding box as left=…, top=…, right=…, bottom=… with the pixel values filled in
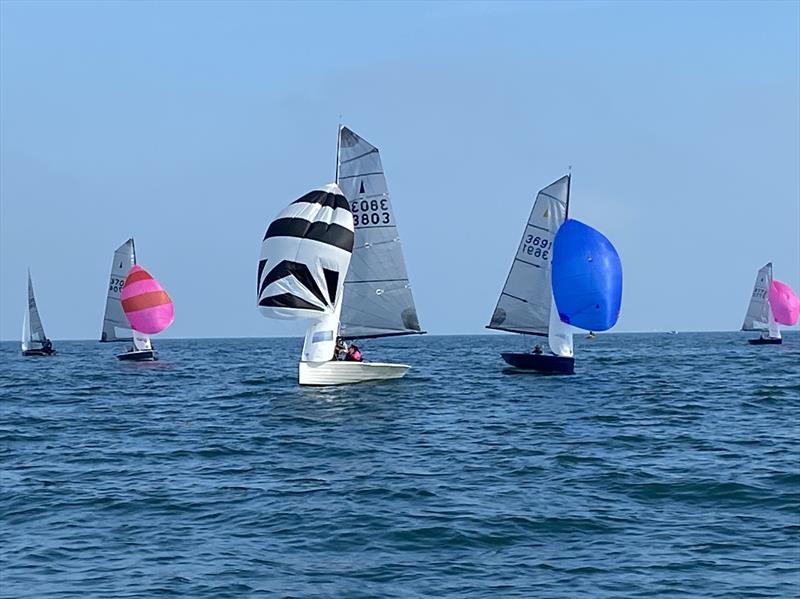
left=101, top=238, right=136, bottom=342
left=22, top=270, right=48, bottom=351
left=547, top=293, right=574, bottom=357
left=335, top=126, right=423, bottom=339
left=488, top=175, right=569, bottom=340
left=741, top=263, right=772, bottom=332
left=257, top=184, right=354, bottom=362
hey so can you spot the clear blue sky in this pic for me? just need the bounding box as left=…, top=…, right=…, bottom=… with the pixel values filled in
left=1, top=0, right=798, bottom=340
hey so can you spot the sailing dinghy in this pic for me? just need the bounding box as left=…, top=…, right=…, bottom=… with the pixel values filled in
left=101, top=238, right=158, bottom=361
left=487, top=175, right=622, bottom=374
left=21, top=270, right=56, bottom=356
left=742, top=263, right=799, bottom=344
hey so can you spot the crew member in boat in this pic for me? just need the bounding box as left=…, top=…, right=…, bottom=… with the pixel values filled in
left=41, top=339, right=54, bottom=354
left=531, top=344, right=543, bottom=355
left=333, top=338, right=347, bottom=361
left=345, top=344, right=363, bottom=362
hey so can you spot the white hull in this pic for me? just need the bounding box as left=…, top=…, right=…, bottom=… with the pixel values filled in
left=298, top=361, right=410, bottom=386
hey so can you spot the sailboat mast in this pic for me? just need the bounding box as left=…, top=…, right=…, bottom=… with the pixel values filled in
left=335, top=124, right=341, bottom=184
left=131, top=237, right=137, bottom=265
left=565, top=172, right=572, bottom=219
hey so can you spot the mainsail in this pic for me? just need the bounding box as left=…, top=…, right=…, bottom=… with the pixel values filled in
left=22, top=270, right=47, bottom=350
left=101, top=238, right=136, bottom=342
left=257, top=184, right=354, bottom=362
left=741, top=263, right=772, bottom=331
left=336, top=126, right=423, bottom=339
left=487, top=175, right=569, bottom=336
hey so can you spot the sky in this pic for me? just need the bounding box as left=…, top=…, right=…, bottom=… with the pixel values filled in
left=1, top=0, right=798, bottom=340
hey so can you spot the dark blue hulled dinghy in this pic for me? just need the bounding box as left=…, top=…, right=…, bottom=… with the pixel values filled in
left=741, top=263, right=782, bottom=345
left=21, top=270, right=56, bottom=356
left=487, top=176, right=576, bottom=374
left=487, top=175, right=622, bottom=374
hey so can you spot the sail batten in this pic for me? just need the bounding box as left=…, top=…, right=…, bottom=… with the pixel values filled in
left=487, top=176, right=569, bottom=335
left=336, top=126, right=423, bottom=340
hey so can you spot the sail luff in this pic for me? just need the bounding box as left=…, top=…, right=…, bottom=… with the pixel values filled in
left=336, top=126, right=423, bottom=340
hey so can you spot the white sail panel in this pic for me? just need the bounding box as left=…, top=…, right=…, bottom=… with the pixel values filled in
left=25, top=271, right=47, bottom=346
left=336, top=126, right=423, bottom=339
left=547, top=294, right=574, bottom=356
left=101, top=238, right=136, bottom=342
left=766, top=305, right=781, bottom=340
left=21, top=307, right=30, bottom=352
left=741, top=263, right=771, bottom=331
left=133, top=331, right=152, bottom=350
left=488, top=176, right=569, bottom=335
left=258, top=184, right=354, bottom=361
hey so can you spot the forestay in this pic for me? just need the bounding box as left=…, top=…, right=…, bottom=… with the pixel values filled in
left=336, top=126, right=423, bottom=339
left=22, top=271, right=47, bottom=350
left=257, top=184, right=354, bottom=362
left=741, top=263, right=772, bottom=331
left=487, top=176, right=569, bottom=336
left=101, top=238, right=136, bottom=342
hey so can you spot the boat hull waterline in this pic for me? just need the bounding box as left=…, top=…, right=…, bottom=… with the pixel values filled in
left=22, top=349, right=56, bottom=357
left=299, top=361, right=410, bottom=386
left=501, top=352, right=575, bottom=375
left=117, top=349, right=158, bottom=361
left=748, top=338, right=782, bottom=345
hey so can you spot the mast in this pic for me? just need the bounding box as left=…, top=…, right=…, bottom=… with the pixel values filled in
left=335, top=123, right=341, bottom=184
left=131, top=237, right=137, bottom=265
left=565, top=169, right=572, bottom=219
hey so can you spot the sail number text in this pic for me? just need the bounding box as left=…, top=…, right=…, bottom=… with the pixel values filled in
left=522, top=235, right=550, bottom=260
left=109, top=277, right=125, bottom=293
left=752, top=288, right=767, bottom=299
left=351, top=199, right=391, bottom=227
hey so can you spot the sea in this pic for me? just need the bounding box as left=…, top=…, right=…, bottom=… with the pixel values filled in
left=1, top=332, right=798, bottom=598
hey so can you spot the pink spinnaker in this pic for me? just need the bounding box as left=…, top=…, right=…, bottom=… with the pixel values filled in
left=121, top=265, right=174, bottom=334
left=768, top=280, right=800, bottom=326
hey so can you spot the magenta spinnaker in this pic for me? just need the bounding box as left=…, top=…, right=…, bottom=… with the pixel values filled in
left=121, top=265, right=174, bottom=334
left=768, top=280, right=800, bottom=326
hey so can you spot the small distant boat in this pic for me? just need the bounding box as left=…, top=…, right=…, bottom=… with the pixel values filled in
left=742, top=263, right=799, bottom=345
left=586, top=331, right=597, bottom=340
left=21, top=270, right=55, bottom=357
left=101, top=238, right=161, bottom=361
left=668, top=330, right=678, bottom=335
left=487, top=174, right=622, bottom=374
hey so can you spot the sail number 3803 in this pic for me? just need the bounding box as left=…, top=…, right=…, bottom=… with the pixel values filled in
left=522, top=235, right=550, bottom=260
left=352, top=199, right=391, bottom=227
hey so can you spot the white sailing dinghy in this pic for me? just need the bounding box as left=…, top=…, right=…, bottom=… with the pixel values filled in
left=742, top=263, right=781, bottom=345
left=487, top=175, right=575, bottom=374
left=21, top=270, right=56, bottom=356
left=100, top=238, right=157, bottom=361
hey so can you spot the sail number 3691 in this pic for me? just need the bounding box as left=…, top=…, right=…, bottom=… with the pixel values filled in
left=522, top=235, right=550, bottom=260
left=352, top=199, right=391, bottom=226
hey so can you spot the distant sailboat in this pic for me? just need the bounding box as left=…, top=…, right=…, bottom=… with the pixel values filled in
left=742, top=263, right=799, bottom=345
left=336, top=126, right=425, bottom=345
left=21, top=270, right=55, bottom=356
left=100, top=238, right=156, bottom=361
left=487, top=175, right=622, bottom=374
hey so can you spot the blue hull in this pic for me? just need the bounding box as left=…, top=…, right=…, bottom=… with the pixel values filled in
left=501, top=352, right=575, bottom=375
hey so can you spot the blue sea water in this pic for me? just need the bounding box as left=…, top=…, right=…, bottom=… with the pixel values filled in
left=1, top=332, right=798, bottom=598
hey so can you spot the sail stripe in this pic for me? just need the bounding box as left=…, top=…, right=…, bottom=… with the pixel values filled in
left=264, top=218, right=354, bottom=252
left=259, top=293, right=325, bottom=311
left=122, top=290, right=171, bottom=312
left=323, top=269, right=339, bottom=305
left=292, top=189, right=350, bottom=211
left=125, top=269, right=153, bottom=284
left=260, top=260, right=327, bottom=307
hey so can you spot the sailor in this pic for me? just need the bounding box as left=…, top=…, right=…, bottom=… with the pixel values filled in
left=333, top=338, right=347, bottom=361
left=345, top=344, right=363, bottom=362
left=42, top=339, right=53, bottom=354
left=531, top=344, right=543, bottom=355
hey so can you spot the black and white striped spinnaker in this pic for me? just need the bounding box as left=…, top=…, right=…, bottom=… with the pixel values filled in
left=257, top=184, right=354, bottom=362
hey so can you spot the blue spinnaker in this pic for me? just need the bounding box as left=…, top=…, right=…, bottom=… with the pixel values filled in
left=551, top=219, right=622, bottom=331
